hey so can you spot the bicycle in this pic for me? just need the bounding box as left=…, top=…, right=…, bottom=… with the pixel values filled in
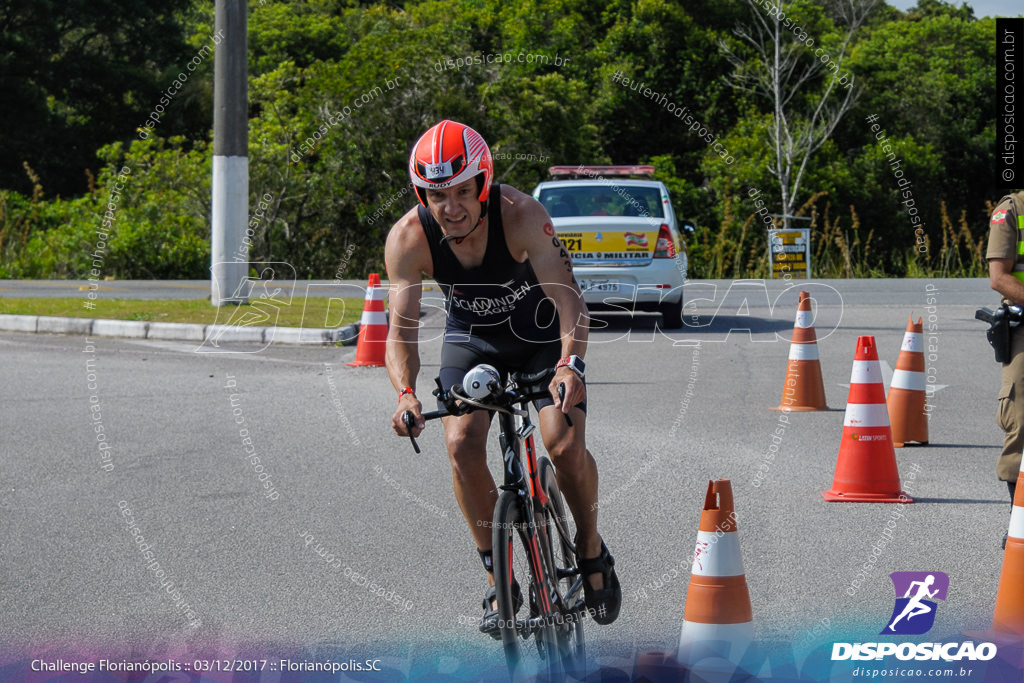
left=403, top=366, right=588, bottom=681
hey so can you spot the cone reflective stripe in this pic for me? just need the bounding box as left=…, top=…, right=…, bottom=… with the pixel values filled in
left=993, top=464, right=1024, bottom=636
left=775, top=291, right=828, bottom=411
left=822, top=336, right=913, bottom=503
left=679, top=479, right=753, bottom=662
left=347, top=273, right=388, bottom=367
left=887, top=317, right=929, bottom=447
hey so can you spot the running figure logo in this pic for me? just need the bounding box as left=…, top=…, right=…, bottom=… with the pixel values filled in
left=881, top=571, right=949, bottom=635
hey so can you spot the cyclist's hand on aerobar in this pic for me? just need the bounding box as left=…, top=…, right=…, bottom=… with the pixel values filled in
left=551, top=367, right=585, bottom=414
left=393, top=394, right=424, bottom=438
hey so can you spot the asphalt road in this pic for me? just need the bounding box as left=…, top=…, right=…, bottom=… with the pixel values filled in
left=0, top=278, right=1018, bottom=682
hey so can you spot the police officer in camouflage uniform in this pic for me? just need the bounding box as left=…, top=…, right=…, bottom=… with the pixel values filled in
left=986, top=190, right=1024, bottom=545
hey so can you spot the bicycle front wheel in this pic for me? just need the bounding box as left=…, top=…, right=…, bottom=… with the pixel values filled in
left=492, top=489, right=562, bottom=682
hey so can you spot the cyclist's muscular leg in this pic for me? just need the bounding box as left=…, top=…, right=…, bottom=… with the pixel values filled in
left=442, top=410, right=499, bottom=565
left=538, top=405, right=603, bottom=589
left=539, top=404, right=621, bottom=624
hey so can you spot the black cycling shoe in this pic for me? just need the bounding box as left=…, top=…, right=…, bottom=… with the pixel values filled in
left=479, top=581, right=523, bottom=638
left=576, top=535, right=621, bottom=625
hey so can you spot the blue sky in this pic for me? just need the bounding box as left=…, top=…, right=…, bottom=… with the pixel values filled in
left=884, top=0, right=1022, bottom=18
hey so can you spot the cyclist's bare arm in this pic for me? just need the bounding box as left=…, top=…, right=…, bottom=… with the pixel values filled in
left=503, top=187, right=589, bottom=410
left=385, top=209, right=431, bottom=436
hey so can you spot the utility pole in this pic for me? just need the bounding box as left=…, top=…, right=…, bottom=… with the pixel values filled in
left=210, top=0, right=248, bottom=305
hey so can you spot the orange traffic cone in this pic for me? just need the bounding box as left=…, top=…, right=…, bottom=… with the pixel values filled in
left=346, top=273, right=388, bottom=367
left=887, top=316, right=929, bottom=447
left=822, top=336, right=913, bottom=503
left=633, top=650, right=681, bottom=682
left=775, top=291, right=829, bottom=411
left=678, top=479, right=753, bottom=664
left=994, top=465, right=1024, bottom=637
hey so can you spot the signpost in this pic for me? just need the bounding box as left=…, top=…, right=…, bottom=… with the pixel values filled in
left=768, top=227, right=811, bottom=280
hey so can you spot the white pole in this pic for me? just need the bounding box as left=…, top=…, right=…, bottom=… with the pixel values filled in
left=210, top=0, right=249, bottom=305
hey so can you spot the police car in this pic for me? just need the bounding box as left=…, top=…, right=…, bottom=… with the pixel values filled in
left=532, top=165, right=690, bottom=327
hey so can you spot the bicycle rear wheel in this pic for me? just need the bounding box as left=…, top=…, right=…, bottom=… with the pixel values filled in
left=539, top=456, right=587, bottom=678
left=492, top=489, right=562, bottom=682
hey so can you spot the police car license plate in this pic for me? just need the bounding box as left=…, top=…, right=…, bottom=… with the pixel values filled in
left=579, top=279, right=619, bottom=293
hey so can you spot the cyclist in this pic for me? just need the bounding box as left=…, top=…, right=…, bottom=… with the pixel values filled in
left=385, top=120, right=621, bottom=632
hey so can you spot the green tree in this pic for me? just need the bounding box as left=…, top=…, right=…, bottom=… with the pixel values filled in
left=840, top=5, right=996, bottom=253
left=0, top=0, right=205, bottom=197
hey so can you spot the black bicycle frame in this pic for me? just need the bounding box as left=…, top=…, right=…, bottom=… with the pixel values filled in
left=497, top=404, right=558, bottom=616
left=407, top=374, right=581, bottom=623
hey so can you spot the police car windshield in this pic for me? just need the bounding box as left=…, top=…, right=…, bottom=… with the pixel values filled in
left=539, top=186, right=664, bottom=219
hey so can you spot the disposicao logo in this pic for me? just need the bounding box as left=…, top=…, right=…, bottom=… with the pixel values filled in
left=831, top=571, right=997, bottom=663
left=881, top=571, right=948, bottom=635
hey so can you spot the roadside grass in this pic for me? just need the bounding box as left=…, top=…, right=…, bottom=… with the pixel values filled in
left=0, top=296, right=365, bottom=328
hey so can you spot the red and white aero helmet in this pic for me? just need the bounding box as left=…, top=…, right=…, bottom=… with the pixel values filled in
left=409, top=120, right=493, bottom=207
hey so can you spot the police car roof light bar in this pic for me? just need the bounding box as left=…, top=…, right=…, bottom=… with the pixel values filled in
left=548, top=165, right=656, bottom=179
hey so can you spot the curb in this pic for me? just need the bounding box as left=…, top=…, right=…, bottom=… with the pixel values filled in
left=0, top=314, right=361, bottom=347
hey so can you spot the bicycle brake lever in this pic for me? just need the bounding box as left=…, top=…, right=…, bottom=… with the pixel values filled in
left=402, top=410, right=421, bottom=454
left=557, top=383, right=574, bottom=427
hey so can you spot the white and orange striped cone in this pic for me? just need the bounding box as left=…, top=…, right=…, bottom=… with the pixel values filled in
left=678, top=479, right=753, bottom=665
left=822, top=336, right=913, bottom=503
left=993, top=462, right=1024, bottom=638
left=774, top=291, right=829, bottom=411
left=346, top=273, right=388, bottom=367
left=633, top=650, right=681, bottom=682
left=964, top=461, right=1024, bottom=664
left=887, top=316, right=929, bottom=447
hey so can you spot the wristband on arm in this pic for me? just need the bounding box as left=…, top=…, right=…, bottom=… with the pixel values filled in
left=555, top=355, right=585, bottom=379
